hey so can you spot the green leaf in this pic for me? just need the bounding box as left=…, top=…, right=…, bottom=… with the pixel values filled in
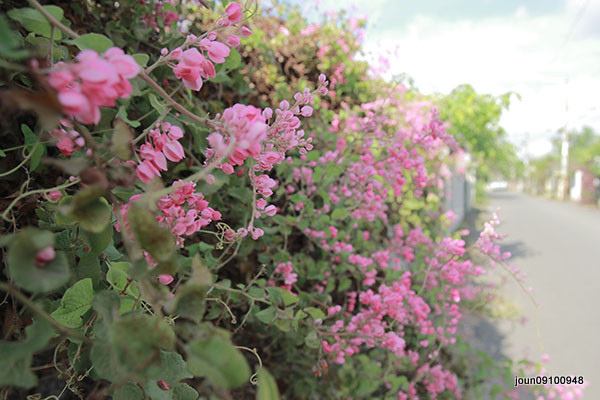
left=128, top=204, right=176, bottom=264
left=303, top=307, right=325, bottom=321
left=172, top=383, right=199, bottom=400
left=7, top=6, right=65, bottom=40
left=265, top=287, right=282, bottom=305
left=51, top=278, right=94, bottom=328
left=256, top=368, right=280, bottom=400
left=224, top=48, right=241, bottom=70
left=331, top=208, right=348, bottom=220
left=0, top=15, right=29, bottom=59
left=76, top=253, right=101, bottom=287
left=313, top=166, right=324, bottom=183
left=110, top=314, right=176, bottom=377
left=143, top=352, right=196, bottom=400
left=115, top=106, right=141, bottom=128
left=64, top=186, right=112, bottom=233
left=210, top=71, right=231, bottom=84
left=337, top=277, right=352, bottom=292
left=133, top=53, right=149, bottom=67
left=7, top=228, right=70, bottom=293
left=91, top=290, right=120, bottom=325
left=21, top=124, right=44, bottom=172
left=304, top=331, right=319, bottom=349
left=158, top=351, right=193, bottom=385
left=186, top=336, right=250, bottom=389
left=90, top=338, right=128, bottom=383
left=280, top=289, right=298, bottom=306
left=255, top=306, right=276, bottom=324
left=0, top=317, right=55, bottom=388
left=68, top=33, right=114, bottom=53
left=82, top=223, right=113, bottom=257
left=113, top=382, right=144, bottom=400
left=173, top=256, right=209, bottom=320
left=111, top=118, right=135, bottom=158
left=149, top=93, right=167, bottom=115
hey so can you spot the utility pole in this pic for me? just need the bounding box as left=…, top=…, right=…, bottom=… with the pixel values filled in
left=557, top=78, right=569, bottom=200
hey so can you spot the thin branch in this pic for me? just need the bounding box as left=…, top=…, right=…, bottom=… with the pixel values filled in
left=138, top=72, right=215, bottom=126
left=28, top=0, right=80, bottom=39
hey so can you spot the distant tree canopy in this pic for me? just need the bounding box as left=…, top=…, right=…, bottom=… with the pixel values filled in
left=436, top=84, right=523, bottom=185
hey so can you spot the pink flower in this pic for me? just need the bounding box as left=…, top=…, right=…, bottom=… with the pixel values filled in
left=35, top=247, right=56, bottom=267
left=301, top=106, right=313, bottom=117
left=265, top=205, right=277, bottom=216
left=49, top=48, right=138, bottom=124
left=47, top=190, right=62, bottom=201
left=251, top=227, right=264, bottom=240
left=256, top=198, right=267, bottom=210
left=158, top=274, right=174, bottom=285
left=47, top=66, right=74, bottom=90
left=240, top=26, right=253, bottom=37
left=226, top=34, right=240, bottom=47
left=207, top=41, right=230, bottom=64
left=173, top=48, right=205, bottom=91
left=225, top=3, right=243, bottom=23
left=163, top=140, right=185, bottom=162
left=104, top=47, right=141, bottom=79
left=170, top=47, right=183, bottom=60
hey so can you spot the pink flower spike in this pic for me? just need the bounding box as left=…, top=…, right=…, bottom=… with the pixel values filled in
left=240, top=26, right=253, bottom=37
left=226, top=34, right=240, bottom=47
left=158, top=274, right=174, bottom=285
left=35, top=247, right=56, bottom=267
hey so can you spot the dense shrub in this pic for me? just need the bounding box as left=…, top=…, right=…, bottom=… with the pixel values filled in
left=0, top=1, right=586, bottom=399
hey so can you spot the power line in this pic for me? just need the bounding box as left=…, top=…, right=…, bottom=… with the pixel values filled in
left=550, top=0, right=591, bottom=65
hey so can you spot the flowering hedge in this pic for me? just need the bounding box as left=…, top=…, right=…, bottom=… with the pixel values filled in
left=0, top=1, right=586, bottom=400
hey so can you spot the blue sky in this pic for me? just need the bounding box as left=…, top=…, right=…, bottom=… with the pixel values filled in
left=277, top=0, right=600, bottom=158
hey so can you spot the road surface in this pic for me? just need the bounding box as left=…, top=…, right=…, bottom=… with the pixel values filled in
left=475, top=191, right=600, bottom=398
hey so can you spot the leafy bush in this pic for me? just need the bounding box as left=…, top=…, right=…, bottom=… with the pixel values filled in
left=0, top=1, right=586, bottom=399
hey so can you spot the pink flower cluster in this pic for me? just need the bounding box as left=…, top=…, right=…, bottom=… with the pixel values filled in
left=49, top=48, right=140, bottom=124
left=156, top=180, right=222, bottom=247
left=136, top=122, right=186, bottom=183
left=164, top=3, right=252, bottom=91
left=116, top=180, right=221, bottom=248
left=208, top=104, right=269, bottom=172
left=273, top=261, right=297, bottom=291
left=51, top=120, right=85, bottom=156
left=142, top=0, right=178, bottom=31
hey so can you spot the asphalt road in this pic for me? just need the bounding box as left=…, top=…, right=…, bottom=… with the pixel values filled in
left=481, top=191, right=600, bottom=398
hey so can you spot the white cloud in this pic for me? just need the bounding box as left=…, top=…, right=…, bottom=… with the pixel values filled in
left=310, top=0, right=600, bottom=158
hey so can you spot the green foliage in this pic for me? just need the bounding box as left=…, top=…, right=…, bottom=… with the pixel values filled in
left=51, top=278, right=94, bottom=328
left=257, top=368, right=280, bottom=400
left=437, top=84, right=520, bottom=183
left=0, top=318, right=55, bottom=388
left=7, top=228, right=70, bottom=293
left=186, top=336, right=251, bottom=389
left=7, top=5, right=65, bottom=40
